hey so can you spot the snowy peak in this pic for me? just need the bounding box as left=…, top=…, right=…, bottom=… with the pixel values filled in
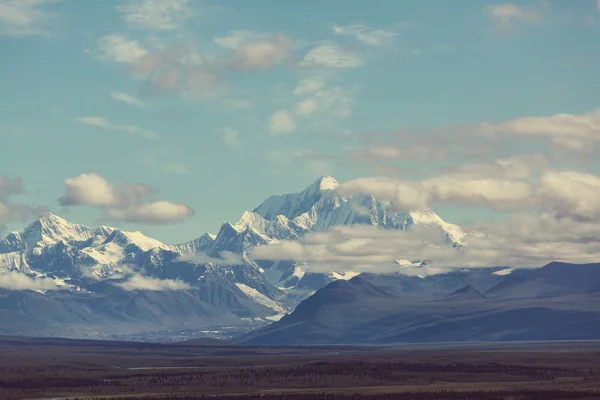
left=103, top=229, right=167, bottom=251
left=308, top=176, right=339, bottom=192
left=172, top=232, right=216, bottom=254
left=0, top=212, right=97, bottom=253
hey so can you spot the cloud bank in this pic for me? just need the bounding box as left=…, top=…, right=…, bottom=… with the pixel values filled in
left=59, top=173, right=193, bottom=224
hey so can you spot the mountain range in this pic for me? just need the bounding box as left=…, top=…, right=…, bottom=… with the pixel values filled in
left=1, top=176, right=599, bottom=344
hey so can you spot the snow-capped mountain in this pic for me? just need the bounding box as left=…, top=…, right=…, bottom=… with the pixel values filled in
left=0, top=176, right=467, bottom=340
left=179, top=176, right=465, bottom=291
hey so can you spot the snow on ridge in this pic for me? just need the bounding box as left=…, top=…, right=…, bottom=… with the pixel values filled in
left=493, top=268, right=514, bottom=276
left=235, top=283, right=285, bottom=314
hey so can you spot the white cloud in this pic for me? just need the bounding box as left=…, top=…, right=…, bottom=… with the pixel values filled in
left=538, top=171, right=600, bottom=222
left=130, top=48, right=222, bottom=98
left=220, top=126, right=241, bottom=148
left=164, top=164, right=189, bottom=174
left=443, top=154, right=548, bottom=180
left=333, top=24, right=396, bottom=46
left=295, top=99, right=318, bottom=116
left=60, top=173, right=117, bottom=206
left=252, top=224, right=459, bottom=274
left=59, top=173, right=194, bottom=224
left=252, top=212, right=600, bottom=274
left=0, top=176, right=22, bottom=198
left=268, top=110, right=296, bottom=136
left=294, top=77, right=326, bottom=95
left=214, top=30, right=260, bottom=49
left=476, top=108, right=600, bottom=150
left=77, top=116, right=158, bottom=139
left=116, top=0, right=194, bottom=31
left=115, top=274, right=191, bottom=291
left=178, top=250, right=243, bottom=265
left=95, top=35, right=149, bottom=64
left=0, top=0, right=60, bottom=37
left=301, top=45, right=362, bottom=69
left=293, top=77, right=355, bottom=119
left=0, top=175, right=47, bottom=224
left=486, top=3, right=541, bottom=31
left=0, top=271, right=59, bottom=291
left=224, top=34, right=294, bottom=71
left=337, top=175, right=533, bottom=212
left=110, top=91, right=146, bottom=107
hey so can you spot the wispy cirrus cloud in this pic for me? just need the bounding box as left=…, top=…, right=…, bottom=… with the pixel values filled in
left=300, top=45, right=362, bottom=69
left=116, top=0, right=195, bottom=31
left=333, top=24, right=397, bottom=46
left=0, top=0, right=61, bottom=37
left=110, top=91, right=146, bottom=108
left=77, top=116, right=158, bottom=139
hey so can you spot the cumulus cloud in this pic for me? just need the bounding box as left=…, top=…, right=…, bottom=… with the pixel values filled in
left=177, top=250, right=243, bottom=265
left=60, top=173, right=117, bottom=206
left=223, top=33, right=294, bottom=71
left=537, top=171, right=600, bottom=222
left=253, top=212, right=600, bottom=274
left=94, top=35, right=149, bottom=64
left=294, top=76, right=326, bottom=95
left=93, top=37, right=221, bottom=99
left=214, top=30, right=260, bottom=49
left=252, top=224, right=460, bottom=274
left=268, top=110, right=296, bottom=136
left=0, top=271, right=59, bottom=291
left=0, top=0, right=61, bottom=37
left=115, top=274, right=191, bottom=291
left=292, top=77, right=356, bottom=119
left=110, top=91, right=146, bottom=107
left=337, top=175, right=533, bottom=212
left=0, top=176, right=47, bottom=224
left=476, top=108, right=600, bottom=151
left=442, top=154, right=548, bottom=180
left=333, top=24, right=396, bottom=46
left=77, top=116, right=157, bottom=139
left=301, top=45, right=362, bottom=69
left=132, top=47, right=221, bottom=98
left=116, top=0, right=194, bottom=31
left=59, top=173, right=193, bottom=224
left=485, top=3, right=542, bottom=31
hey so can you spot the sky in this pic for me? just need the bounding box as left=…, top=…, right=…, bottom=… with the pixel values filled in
left=1, top=0, right=600, bottom=249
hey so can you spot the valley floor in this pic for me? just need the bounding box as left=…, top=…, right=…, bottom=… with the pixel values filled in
left=1, top=337, right=600, bottom=400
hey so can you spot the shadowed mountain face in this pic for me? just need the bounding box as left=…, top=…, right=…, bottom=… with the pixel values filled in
left=242, top=264, right=600, bottom=346
left=444, top=285, right=486, bottom=300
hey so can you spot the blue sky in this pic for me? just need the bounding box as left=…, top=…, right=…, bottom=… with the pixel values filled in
left=1, top=0, right=600, bottom=244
